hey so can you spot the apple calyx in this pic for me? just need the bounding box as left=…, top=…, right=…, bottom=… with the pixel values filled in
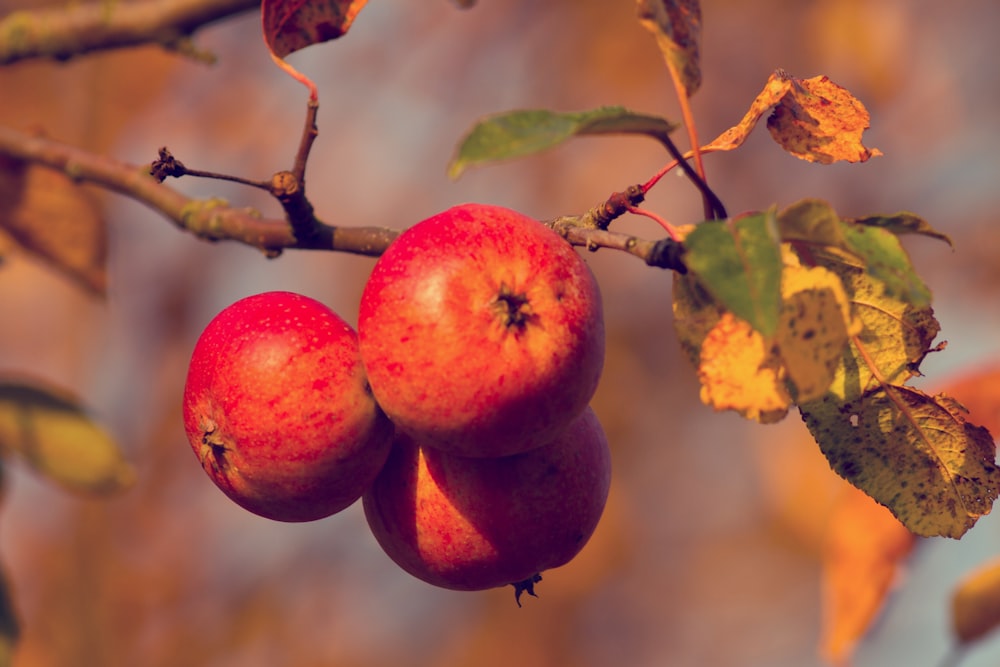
left=492, top=282, right=535, bottom=329
left=512, top=573, right=543, bottom=607
left=196, top=417, right=232, bottom=474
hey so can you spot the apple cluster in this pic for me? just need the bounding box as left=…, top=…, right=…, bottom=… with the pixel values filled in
left=182, top=203, right=610, bottom=600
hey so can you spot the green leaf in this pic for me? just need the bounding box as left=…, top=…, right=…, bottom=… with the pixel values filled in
left=0, top=379, right=134, bottom=495
left=777, top=199, right=934, bottom=308
left=447, top=107, right=678, bottom=179
left=776, top=198, right=848, bottom=248
left=841, top=224, right=932, bottom=308
left=801, top=386, right=999, bottom=538
left=682, top=211, right=783, bottom=337
left=852, top=212, right=954, bottom=248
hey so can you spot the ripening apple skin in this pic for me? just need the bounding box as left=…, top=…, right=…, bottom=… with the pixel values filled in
left=358, top=203, right=605, bottom=458
left=362, top=406, right=611, bottom=592
left=183, top=291, right=393, bottom=522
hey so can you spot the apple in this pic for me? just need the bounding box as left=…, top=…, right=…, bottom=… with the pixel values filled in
left=358, top=203, right=604, bottom=458
left=183, top=291, right=393, bottom=522
left=362, top=406, right=611, bottom=596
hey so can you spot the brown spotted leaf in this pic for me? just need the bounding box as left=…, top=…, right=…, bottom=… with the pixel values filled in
left=801, top=386, right=998, bottom=538
left=0, top=156, right=107, bottom=296
left=767, top=74, right=883, bottom=164
left=702, top=70, right=882, bottom=164
left=636, top=0, right=702, bottom=97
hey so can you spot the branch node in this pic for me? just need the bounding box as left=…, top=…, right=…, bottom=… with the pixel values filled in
left=150, top=147, right=185, bottom=183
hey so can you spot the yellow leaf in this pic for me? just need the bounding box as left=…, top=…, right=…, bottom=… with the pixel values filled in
left=818, top=251, right=940, bottom=397
left=0, top=379, right=133, bottom=495
left=767, top=74, right=883, bottom=164
left=674, top=272, right=791, bottom=422
left=697, top=311, right=790, bottom=424
left=777, top=260, right=859, bottom=403
left=952, top=556, right=1000, bottom=644
left=819, top=484, right=916, bottom=664
left=703, top=71, right=791, bottom=153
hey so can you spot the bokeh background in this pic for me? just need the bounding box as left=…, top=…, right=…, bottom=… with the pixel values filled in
left=1, top=0, right=1000, bottom=665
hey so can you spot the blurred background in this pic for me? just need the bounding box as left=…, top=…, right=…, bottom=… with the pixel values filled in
left=1, top=0, right=999, bottom=665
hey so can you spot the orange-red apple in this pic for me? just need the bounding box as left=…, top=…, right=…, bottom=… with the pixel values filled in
left=183, top=291, right=393, bottom=522
left=358, top=203, right=604, bottom=458
left=362, top=406, right=611, bottom=594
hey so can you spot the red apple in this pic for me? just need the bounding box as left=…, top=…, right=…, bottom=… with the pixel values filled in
left=362, top=406, right=611, bottom=594
left=358, top=203, right=604, bottom=458
left=183, top=291, right=393, bottom=522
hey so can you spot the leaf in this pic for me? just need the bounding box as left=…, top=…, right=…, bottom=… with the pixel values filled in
left=778, top=199, right=933, bottom=308
left=261, top=0, right=368, bottom=98
left=702, top=71, right=791, bottom=153
left=776, top=198, right=849, bottom=248
left=819, top=484, right=917, bottom=664
left=636, top=0, right=702, bottom=97
left=0, top=156, right=107, bottom=296
left=777, top=260, right=859, bottom=403
left=694, top=310, right=791, bottom=423
left=673, top=248, right=857, bottom=423
left=448, top=107, right=678, bottom=180
left=851, top=212, right=954, bottom=249
left=814, top=246, right=940, bottom=394
left=767, top=74, right=883, bottom=164
left=801, top=386, right=999, bottom=538
left=0, top=379, right=134, bottom=495
left=952, top=556, right=1000, bottom=644
left=840, top=223, right=931, bottom=308
left=941, top=363, right=1000, bottom=436
left=702, top=70, right=882, bottom=164
left=682, top=211, right=783, bottom=337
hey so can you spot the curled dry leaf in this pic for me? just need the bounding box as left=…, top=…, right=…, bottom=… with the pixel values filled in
left=767, top=74, right=883, bottom=164
left=703, top=70, right=882, bottom=164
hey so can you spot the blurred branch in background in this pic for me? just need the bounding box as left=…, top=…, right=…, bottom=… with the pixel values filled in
left=0, top=0, right=259, bottom=65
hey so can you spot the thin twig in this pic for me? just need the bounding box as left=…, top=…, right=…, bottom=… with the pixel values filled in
left=292, top=99, right=320, bottom=184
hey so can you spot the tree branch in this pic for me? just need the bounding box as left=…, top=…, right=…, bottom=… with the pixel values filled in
left=0, top=124, right=685, bottom=269
left=0, top=125, right=394, bottom=257
left=0, top=0, right=259, bottom=65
